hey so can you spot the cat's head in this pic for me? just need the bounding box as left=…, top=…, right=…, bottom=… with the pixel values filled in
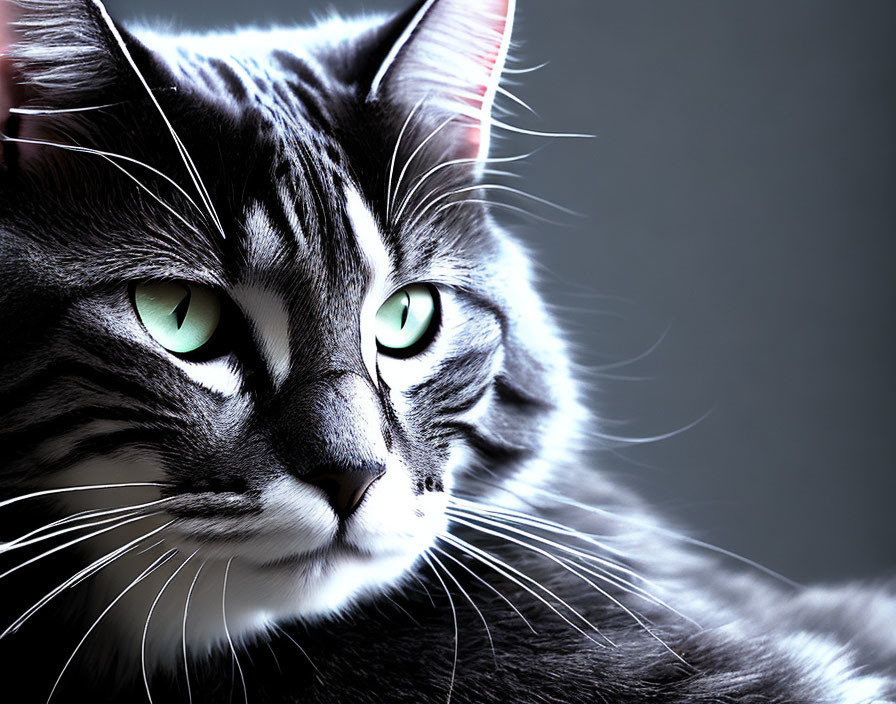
left=0, top=0, right=582, bottom=667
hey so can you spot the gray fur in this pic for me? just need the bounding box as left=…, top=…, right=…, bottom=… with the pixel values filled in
left=0, top=1, right=893, bottom=702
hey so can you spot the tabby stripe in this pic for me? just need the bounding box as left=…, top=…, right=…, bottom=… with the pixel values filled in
left=208, top=58, right=248, bottom=102
left=255, top=188, right=303, bottom=258
left=439, top=420, right=535, bottom=463
left=38, top=427, right=174, bottom=475
left=439, top=380, right=493, bottom=416
left=271, top=50, right=328, bottom=94
left=493, top=374, right=554, bottom=410
left=1, top=407, right=157, bottom=460
left=0, top=360, right=174, bottom=412
left=408, top=349, right=498, bottom=399
left=194, top=65, right=218, bottom=93
left=285, top=80, right=329, bottom=130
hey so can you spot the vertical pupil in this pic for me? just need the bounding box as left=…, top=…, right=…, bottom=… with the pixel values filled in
left=399, top=291, right=410, bottom=329
left=173, top=285, right=192, bottom=330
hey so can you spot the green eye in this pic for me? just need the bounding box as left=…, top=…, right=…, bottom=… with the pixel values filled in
left=133, top=281, right=221, bottom=355
left=375, top=284, right=439, bottom=357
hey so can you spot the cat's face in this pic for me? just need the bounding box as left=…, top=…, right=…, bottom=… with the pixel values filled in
left=0, top=0, right=580, bottom=666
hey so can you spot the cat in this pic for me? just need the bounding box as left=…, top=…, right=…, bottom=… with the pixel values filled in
left=0, top=0, right=894, bottom=702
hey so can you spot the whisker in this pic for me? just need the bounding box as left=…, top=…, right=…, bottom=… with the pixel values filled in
left=501, top=62, right=550, bottom=75
left=560, top=553, right=698, bottom=627
left=452, top=515, right=687, bottom=648
left=0, top=482, right=163, bottom=510
left=461, top=475, right=800, bottom=589
left=182, top=559, right=208, bottom=704
left=584, top=411, right=712, bottom=447
left=450, top=517, right=629, bottom=650
left=438, top=532, right=608, bottom=647
left=496, top=85, right=538, bottom=116
left=2, top=134, right=206, bottom=234
left=1, top=510, right=142, bottom=553
left=0, top=134, right=207, bottom=220
left=136, top=539, right=168, bottom=557
left=394, top=151, right=536, bottom=223
left=142, top=551, right=198, bottom=704
left=386, top=97, right=427, bottom=223
left=480, top=168, right=522, bottom=179
left=390, top=115, right=456, bottom=218
left=0, top=512, right=165, bottom=583
left=90, top=0, right=226, bottom=238
left=2, top=520, right=176, bottom=638
left=432, top=199, right=566, bottom=227
left=449, top=494, right=633, bottom=560
left=533, top=486, right=800, bottom=588
left=102, top=158, right=206, bottom=236
left=3, top=502, right=147, bottom=552
left=222, top=557, right=248, bottom=704
left=411, top=183, right=579, bottom=230
left=446, top=505, right=698, bottom=628
left=484, top=114, right=595, bottom=140
left=266, top=641, right=282, bottom=674
left=428, top=549, right=496, bottom=663
left=431, top=545, right=536, bottom=635
left=270, top=623, right=318, bottom=673
left=3, top=498, right=172, bottom=553
left=47, top=549, right=178, bottom=703
left=421, top=551, right=458, bottom=704
left=448, top=498, right=680, bottom=599
left=593, top=322, right=673, bottom=372
left=448, top=512, right=690, bottom=662
left=408, top=571, right=437, bottom=608
left=10, top=102, right=127, bottom=115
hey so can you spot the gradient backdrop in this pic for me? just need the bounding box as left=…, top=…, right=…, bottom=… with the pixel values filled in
left=104, top=0, right=896, bottom=583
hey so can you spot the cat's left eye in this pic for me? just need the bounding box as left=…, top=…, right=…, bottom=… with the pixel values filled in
left=132, top=281, right=222, bottom=356
left=375, top=284, right=440, bottom=357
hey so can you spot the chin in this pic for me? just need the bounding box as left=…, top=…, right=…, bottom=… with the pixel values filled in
left=56, top=451, right=448, bottom=673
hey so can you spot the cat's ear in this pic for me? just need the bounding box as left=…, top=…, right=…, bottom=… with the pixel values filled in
left=2, top=0, right=124, bottom=103
left=1, top=0, right=20, bottom=139
left=369, top=0, right=516, bottom=164
left=1, top=0, right=135, bottom=167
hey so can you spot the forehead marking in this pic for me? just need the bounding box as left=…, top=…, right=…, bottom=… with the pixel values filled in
left=244, top=202, right=287, bottom=270
left=345, top=186, right=392, bottom=383
left=232, top=283, right=292, bottom=389
left=278, top=183, right=307, bottom=248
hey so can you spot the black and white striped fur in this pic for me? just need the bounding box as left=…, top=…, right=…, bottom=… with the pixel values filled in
left=0, top=0, right=893, bottom=701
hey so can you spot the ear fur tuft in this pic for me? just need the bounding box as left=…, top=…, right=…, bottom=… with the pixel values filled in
left=1, top=0, right=18, bottom=133
left=5, top=0, right=119, bottom=105
left=371, top=0, right=515, bottom=163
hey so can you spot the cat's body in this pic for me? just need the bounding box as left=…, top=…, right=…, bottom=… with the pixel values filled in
left=0, top=1, right=893, bottom=702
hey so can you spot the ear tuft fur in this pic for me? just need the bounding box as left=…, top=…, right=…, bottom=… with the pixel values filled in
left=5, top=0, right=118, bottom=104
left=371, top=0, right=515, bottom=164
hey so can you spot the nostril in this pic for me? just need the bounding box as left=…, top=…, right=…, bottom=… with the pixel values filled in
left=304, top=462, right=385, bottom=518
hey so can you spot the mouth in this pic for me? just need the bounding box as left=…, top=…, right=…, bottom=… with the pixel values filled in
left=253, top=541, right=389, bottom=570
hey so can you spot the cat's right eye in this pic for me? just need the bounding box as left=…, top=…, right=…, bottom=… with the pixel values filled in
left=132, top=281, right=222, bottom=356
left=375, top=284, right=440, bottom=358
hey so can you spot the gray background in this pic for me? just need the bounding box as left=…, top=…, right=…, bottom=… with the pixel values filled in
left=107, top=0, right=896, bottom=583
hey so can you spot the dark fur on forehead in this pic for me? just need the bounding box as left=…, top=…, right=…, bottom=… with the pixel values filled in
left=3, top=0, right=498, bottom=294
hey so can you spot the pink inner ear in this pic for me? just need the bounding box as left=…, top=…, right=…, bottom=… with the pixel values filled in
left=420, top=0, right=514, bottom=161
left=460, top=0, right=511, bottom=155
left=374, top=0, right=515, bottom=163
